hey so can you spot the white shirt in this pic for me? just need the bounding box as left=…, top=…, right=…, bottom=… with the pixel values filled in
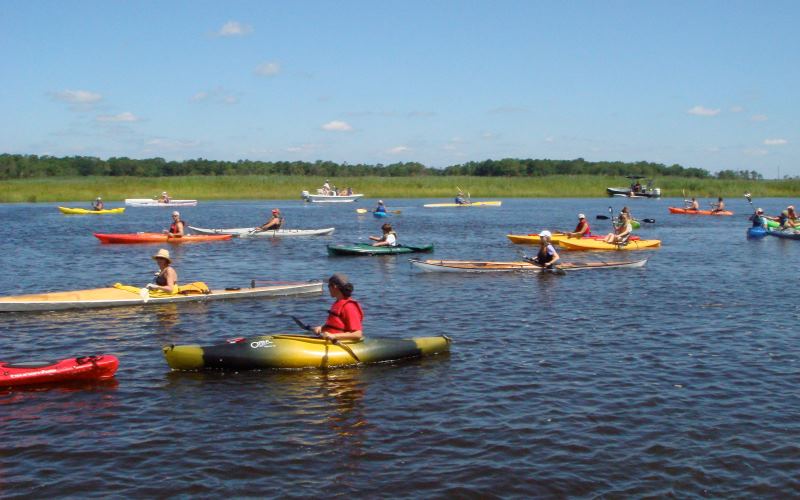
left=384, top=233, right=397, bottom=246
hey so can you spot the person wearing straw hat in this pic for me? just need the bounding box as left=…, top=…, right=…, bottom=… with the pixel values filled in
left=255, top=208, right=283, bottom=232
left=566, top=213, right=591, bottom=238
left=164, top=211, right=186, bottom=238
left=92, top=197, right=104, bottom=211
left=159, top=191, right=171, bottom=203
left=147, top=249, right=178, bottom=294
left=312, top=273, right=363, bottom=341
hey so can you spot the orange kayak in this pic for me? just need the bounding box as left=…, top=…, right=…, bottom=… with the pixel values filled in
left=668, top=207, right=733, bottom=216
left=94, top=233, right=232, bottom=244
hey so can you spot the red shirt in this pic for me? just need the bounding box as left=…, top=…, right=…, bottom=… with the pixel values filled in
left=322, top=298, right=363, bottom=335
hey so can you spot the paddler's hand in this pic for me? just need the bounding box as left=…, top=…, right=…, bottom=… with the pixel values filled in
left=312, top=326, right=323, bottom=335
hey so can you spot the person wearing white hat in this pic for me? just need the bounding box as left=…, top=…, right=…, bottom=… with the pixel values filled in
left=92, top=196, right=104, bottom=211
left=159, top=191, right=171, bottom=203
left=147, top=249, right=178, bottom=294
left=566, top=213, right=591, bottom=238
left=164, top=211, right=186, bottom=238
left=751, top=208, right=767, bottom=229
left=531, top=231, right=560, bottom=269
left=375, top=200, right=387, bottom=214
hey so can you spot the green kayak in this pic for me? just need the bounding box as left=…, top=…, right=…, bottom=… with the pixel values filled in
left=163, top=334, right=451, bottom=370
left=327, top=243, right=434, bottom=256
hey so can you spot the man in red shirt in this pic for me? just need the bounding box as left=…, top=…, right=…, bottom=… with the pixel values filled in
left=313, top=274, right=363, bottom=341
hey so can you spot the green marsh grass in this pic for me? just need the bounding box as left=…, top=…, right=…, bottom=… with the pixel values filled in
left=1, top=175, right=798, bottom=203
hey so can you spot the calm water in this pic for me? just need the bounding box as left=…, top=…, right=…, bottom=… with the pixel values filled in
left=1, top=197, right=799, bottom=498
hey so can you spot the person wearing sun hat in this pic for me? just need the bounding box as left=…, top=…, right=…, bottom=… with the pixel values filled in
left=255, top=208, right=284, bottom=232
left=164, top=211, right=186, bottom=238
left=566, top=213, right=591, bottom=238
left=312, top=273, right=363, bottom=341
left=159, top=191, right=171, bottom=203
left=147, top=248, right=178, bottom=294
left=92, top=196, right=104, bottom=211
left=751, top=208, right=768, bottom=229
left=531, top=230, right=560, bottom=269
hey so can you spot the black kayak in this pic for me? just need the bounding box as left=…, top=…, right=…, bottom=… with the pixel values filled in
left=327, top=243, right=434, bottom=256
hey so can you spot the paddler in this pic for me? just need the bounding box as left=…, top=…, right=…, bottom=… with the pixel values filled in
left=255, top=209, right=283, bottom=232
left=751, top=208, right=767, bottom=229
left=147, top=249, right=178, bottom=294
left=565, top=213, right=591, bottom=238
left=455, top=191, right=469, bottom=205
left=92, top=197, right=104, bottom=211
left=375, top=200, right=387, bottom=213
left=685, top=197, right=700, bottom=211
left=312, top=273, right=363, bottom=341
left=531, top=231, right=560, bottom=269
left=164, top=211, right=185, bottom=238
left=369, top=223, right=398, bottom=247
left=711, top=197, right=726, bottom=213
left=778, top=209, right=797, bottom=229
left=159, top=191, right=171, bottom=203
left=603, top=212, right=632, bottom=244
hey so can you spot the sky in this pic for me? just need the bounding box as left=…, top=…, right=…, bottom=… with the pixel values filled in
left=1, top=0, right=797, bottom=177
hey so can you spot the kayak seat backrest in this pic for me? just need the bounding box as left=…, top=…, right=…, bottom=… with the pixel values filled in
left=178, top=282, right=211, bottom=295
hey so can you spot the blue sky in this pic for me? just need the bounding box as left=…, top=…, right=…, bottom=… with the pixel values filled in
left=1, top=0, right=797, bottom=176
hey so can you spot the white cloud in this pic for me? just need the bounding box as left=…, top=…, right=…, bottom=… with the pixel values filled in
left=255, top=62, right=281, bottom=76
left=744, top=148, right=768, bottom=156
left=388, top=146, right=410, bottom=154
left=730, top=105, right=744, bottom=113
left=52, top=89, right=103, bottom=104
left=687, top=105, right=720, bottom=116
left=191, top=87, right=239, bottom=105
left=218, top=21, right=252, bottom=37
left=96, top=112, right=139, bottom=122
left=321, top=120, right=352, bottom=132
left=191, top=91, right=209, bottom=101
left=764, top=138, right=787, bottom=146
left=751, top=114, right=768, bottom=122
left=544, top=136, right=555, bottom=143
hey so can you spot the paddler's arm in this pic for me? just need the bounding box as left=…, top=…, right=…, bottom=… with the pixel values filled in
left=147, top=268, right=177, bottom=293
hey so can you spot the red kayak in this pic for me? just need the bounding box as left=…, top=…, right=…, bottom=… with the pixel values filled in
left=668, top=207, right=733, bottom=216
left=0, top=354, right=119, bottom=387
left=94, top=232, right=232, bottom=244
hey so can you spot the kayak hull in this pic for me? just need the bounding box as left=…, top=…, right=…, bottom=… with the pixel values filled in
left=301, top=192, right=364, bottom=203
left=58, top=207, right=125, bottom=215
left=0, top=282, right=323, bottom=312
left=747, top=227, right=768, bottom=239
left=188, top=226, right=335, bottom=237
left=163, top=335, right=451, bottom=370
left=423, top=201, right=502, bottom=208
left=125, top=199, right=197, bottom=207
left=507, top=233, right=640, bottom=245
left=410, top=258, right=648, bottom=272
left=668, top=207, right=733, bottom=216
left=0, top=355, right=119, bottom=387
left=766, top=230, right=800, bottom=240
left=373, top=211, right=390, bottom=218
left=94, top=233, right=232, bottom=244
left=557, top=239, right=661, bottom=251
left=327, top=243, right=434, bottom=256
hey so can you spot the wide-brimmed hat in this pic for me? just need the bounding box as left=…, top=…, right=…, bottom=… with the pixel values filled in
left=378, top=200, right=384, bottom=204
left=152, top=248, right=171, bottom=263
left=539, top=230, right=552, bottom=238
left=578, top=213, right=585, bottom=219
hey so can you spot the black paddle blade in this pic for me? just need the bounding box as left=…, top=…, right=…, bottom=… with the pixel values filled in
left=290, top=315, right=312, bottom=332
left=596, top=215, right=609, bottom=220
left=642, top=218, right=656, bottom=224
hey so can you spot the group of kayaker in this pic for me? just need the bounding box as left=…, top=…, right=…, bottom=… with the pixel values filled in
left=751, top=205, right=799, bottom=230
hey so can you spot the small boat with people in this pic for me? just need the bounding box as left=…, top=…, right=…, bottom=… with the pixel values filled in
left=59, top=206, right=125, bottom=215
left=0, top=354, right=119, bottom=387
left=0, top=281, right=323, bottom=312
left=125, top=198, right=197, bottom=207
left=163, top=334, right=451, bottom=370
left=301, top=180, right=362, bottom=202
left=188, top=226, right=335, bottom=237
left=409, top=258, right=648, bottom=273
left=606, top=176, right=661, bottom=198
left=94, top=233, right=232, bottom=244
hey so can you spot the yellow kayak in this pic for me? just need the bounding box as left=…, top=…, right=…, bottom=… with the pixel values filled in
left=163, top=334, right=451, bottom=370
left=58, top=206, right=125, bottom=215
left=423, top=201, right=502, bottom=208
left=557, top=238, right=661, bottom=251
left=507, top=233, right=642, bottom=246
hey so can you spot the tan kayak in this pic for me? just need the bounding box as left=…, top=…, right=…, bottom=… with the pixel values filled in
left=0, top=281, right=322, bottom=312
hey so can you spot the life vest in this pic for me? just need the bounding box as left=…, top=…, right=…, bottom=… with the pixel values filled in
left=169, top=220, right=186, bottom=234
left=536, top=244, right=555, bottom=266
left=574, top=221, right=591, bottom=236
left=323, top=299, right=364, bottom=334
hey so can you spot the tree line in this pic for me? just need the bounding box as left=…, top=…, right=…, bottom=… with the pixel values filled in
left=0, top=154, right=762, bottom=180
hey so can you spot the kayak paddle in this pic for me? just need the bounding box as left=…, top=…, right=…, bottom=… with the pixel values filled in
left=290, top=315, right=361, bottom=362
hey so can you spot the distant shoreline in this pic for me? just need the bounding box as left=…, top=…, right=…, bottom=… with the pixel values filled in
left=1, top=175, right=797, bottom=203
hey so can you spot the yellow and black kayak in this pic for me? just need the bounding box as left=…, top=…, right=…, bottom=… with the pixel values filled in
left=58, top=206, right=125, bottom=215
left=163, top=334, right=451, bottom=370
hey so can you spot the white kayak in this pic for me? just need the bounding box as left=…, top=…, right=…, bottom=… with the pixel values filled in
left=409, top=258, right=648, bottom=273
left=125, top=198, right=198, bottom=207
left=188, top=226, right=335, bottom=237
left=0, top=281, right=323, bottom=312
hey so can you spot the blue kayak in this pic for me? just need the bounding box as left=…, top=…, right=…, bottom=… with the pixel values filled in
left=373, top=211, right=390, bottom=218
left=747, top=227, right=768, bottom=239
